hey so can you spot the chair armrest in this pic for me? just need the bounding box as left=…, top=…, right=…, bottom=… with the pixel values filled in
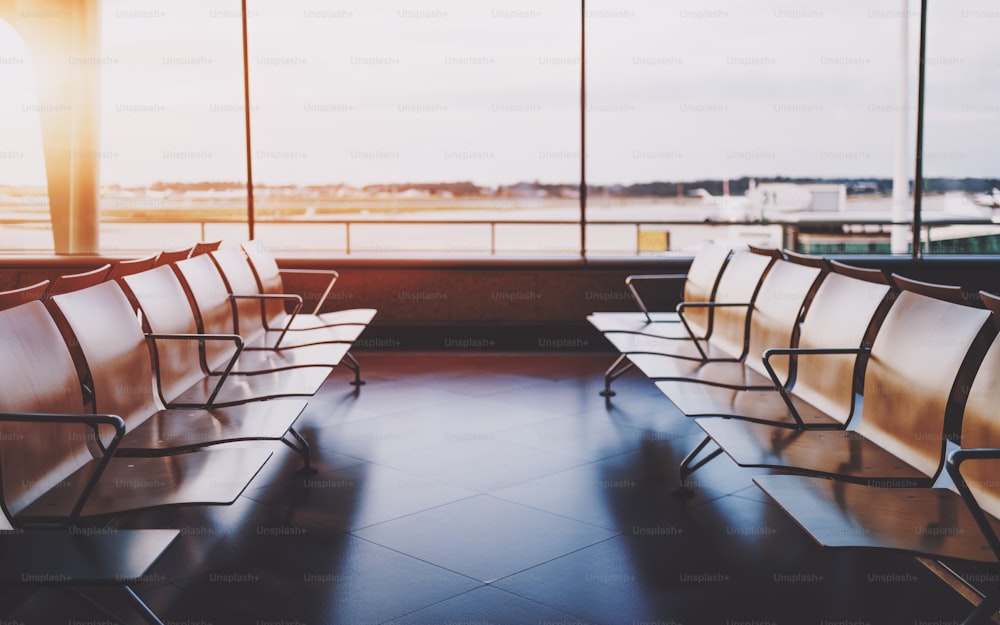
left=675, top=301, right=751, bottom=361
left=229, top=293, right=304, bottom=349
left=279, top=269, right=339, bottom=316
left=624, top=274, right=686, bottom=322
left=145, top=333, right=245, bottom=407
left=947, top=448, right=1000, bottom=562
left=0, top=412, right=125, bottom=526
left=761, top=347, right=870, bottom=428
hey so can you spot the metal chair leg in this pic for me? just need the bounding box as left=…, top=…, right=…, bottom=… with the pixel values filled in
left=600, top=353, right=634, bottom=397
left=673, top=434, right=723, bottom=498
left=282, top=427, right=317, bottom=475
left=344, top=351, right=366, bottom=388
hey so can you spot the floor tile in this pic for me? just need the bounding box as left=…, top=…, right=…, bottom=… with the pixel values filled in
left=355, top=495, right=617, bottom=582
left=247, top=461, right=477, bottom=531
left=388, top=585, right=597, bottom=625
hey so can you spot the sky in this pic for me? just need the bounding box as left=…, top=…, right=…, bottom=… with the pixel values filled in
left=0, top=0, right=998, bottom=188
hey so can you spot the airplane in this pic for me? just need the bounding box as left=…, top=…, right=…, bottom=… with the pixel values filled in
left=690, top=180, right=813, bottom=221
left=971, top=187, right=1000, bottom=209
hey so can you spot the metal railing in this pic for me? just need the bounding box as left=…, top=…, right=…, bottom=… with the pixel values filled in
left=1, top=213, right=999, bottom=256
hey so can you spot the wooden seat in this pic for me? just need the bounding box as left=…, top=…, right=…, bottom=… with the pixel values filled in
left=626, top=260, right=824, bottom=391
left=50, top=278, right=316, bottom=469
left=694, top=291, right=993, bottom=488
left=123, top=265, right=343, bottom=380
left=171, top=255, right=357, bottom=387
left=655, top=269, right=893, bottom=428
left=214, top=247, right=368, bottom=348
left=754, top=312, right=1000, bottom=623
left=0, top=301, right=272, bottom=524
left=154, top=246, right=196, bottom=267
left=46, top=264, right=111, bottom=296
left=598, top=250, right=775, bottom=395
left=0, top=280, right=49, bottom=311
left=586, top=243, right=731, bottom=336
left=107, top=254, right=158, bottom=280
left=242, top=239, right=378, bottom=329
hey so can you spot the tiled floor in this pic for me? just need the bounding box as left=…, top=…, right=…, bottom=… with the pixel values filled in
left=5, top=352, right=977, bottom=624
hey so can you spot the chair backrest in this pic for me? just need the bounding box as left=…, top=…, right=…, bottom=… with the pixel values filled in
left=703, top=250, right=774, bottom=359
left=241, top=240, right=291, bottom=324
left=121, top=266, right=210, bottom=403
left=677, top=244, right=731, bottom=339
left=857, top=291, right=993, bottom=479
left=210, top=248, right=270, bottom=338
left=0, top=301, right=92, bottom=517
left=47, top=264, right=112, bottom=297
left=107, top=255, right=158, bottom=280
left=743, top=260, right=824, bottom=381
left=0, top=280, right=49, bottom=311
left=981, top=291, right=1000, bottom=330
left=891, top=273, right=970, bottom=306
left=748, top=244, right=783, bottom=260
left=782, top=250, right=829, bottom=271
left=958, top=327, right=1000, bottom=521
left=791, top=272, right=894, bottom=425
left=48, top=282, right=162, bottom=432
left=154, top=247, right=195, bottom=267
left=190, top=240, right=222, bottom=257
left=829, top=260, right=890, bottom=285
left=173, top=255, right=242, bottom=371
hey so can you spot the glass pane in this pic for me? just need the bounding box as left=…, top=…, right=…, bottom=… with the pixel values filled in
left=99, top=0, right=246, bottom=253
left=246, top=0, right=579, bottom=256
left=586, top=0, right=917, bottom=255
left=921, top=0, right=1000, bottom=255
left=0, top=21, right=51, bottom=252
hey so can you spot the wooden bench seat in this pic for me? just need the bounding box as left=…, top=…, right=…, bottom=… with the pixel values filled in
left=0, top=301, right=273, bottom=524
left=693, top=291, right=994, bottom=488
left=654, top=269, right=893, bottom=427
left=587, top=243, right=731, bottom=338
left=213, top=247, right=367, bottom=348
left=122, top=264, right=343, bottom=380
left=52, top=280, right=330, bottom=409
left=170, top=256, right=360, bottom=389
left=755, top=296, right=1000, bottom=623
left=175, top=253, right=366, bottom=388
left=52, top=280, right=315, bottom=464
left=242, top=239, right=378, bottom=330
left=598, top=250, right=775, bottom=396
left=608, top=258, right=822, bottom=391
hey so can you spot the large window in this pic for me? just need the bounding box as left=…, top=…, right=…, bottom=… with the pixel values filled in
left=245, top=0, right=579, bottom=255
left=98, top=0, right=247, bottom=253
left=919, top=0, right=1000, bottom=254
left=0, top=0, right=997, bottom=256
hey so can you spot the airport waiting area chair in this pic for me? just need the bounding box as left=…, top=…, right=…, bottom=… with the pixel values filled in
left=756, top=291, right=1000, bottom=625
left=598, top=249, right=775, bottom=395
left=242, top=239, right=378, bottom=329
left=587, top=242, right=731, bottom=337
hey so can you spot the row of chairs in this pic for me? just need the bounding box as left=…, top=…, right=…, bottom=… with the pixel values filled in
left=0, top=241, right=376, bottom=624
left=589, top=245, right=1000, bottom=624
